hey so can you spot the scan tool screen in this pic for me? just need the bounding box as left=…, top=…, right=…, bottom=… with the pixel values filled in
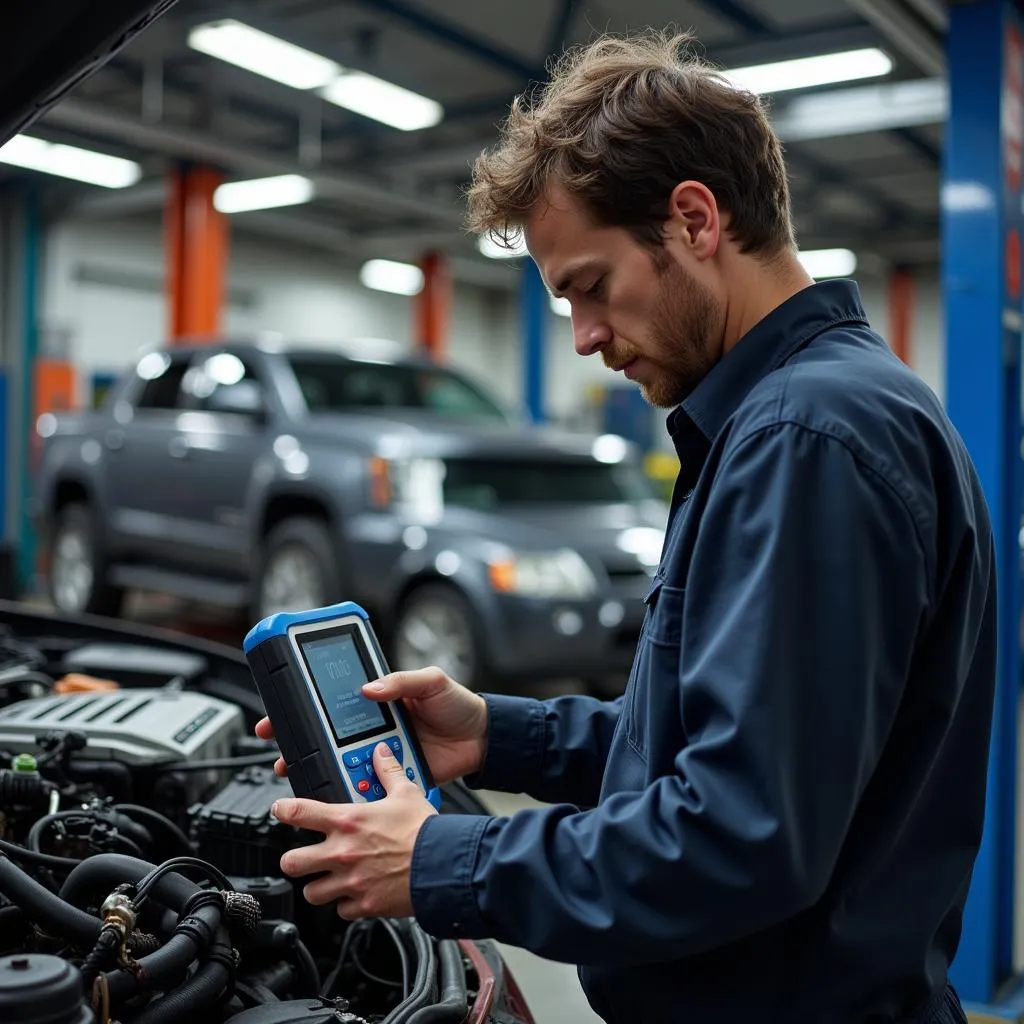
left=299, top=629, right=392, bottom=744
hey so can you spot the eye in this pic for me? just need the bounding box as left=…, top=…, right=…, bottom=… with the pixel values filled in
left=584, top=277, right=606, bottom=298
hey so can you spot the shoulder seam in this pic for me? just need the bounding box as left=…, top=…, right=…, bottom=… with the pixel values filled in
left=722, top=419, right=934, bottom=602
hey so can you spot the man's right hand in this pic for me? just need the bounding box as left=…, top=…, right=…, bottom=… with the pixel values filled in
left=254, top=666, right=489, bottom=785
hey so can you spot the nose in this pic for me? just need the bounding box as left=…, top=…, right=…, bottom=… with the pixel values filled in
left=573, top=314, right=612, bottom=357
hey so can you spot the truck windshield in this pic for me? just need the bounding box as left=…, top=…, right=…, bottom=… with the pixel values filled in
left=286, top=355, right=509, bottom=422
left=439, top=456, right=656, bottom=508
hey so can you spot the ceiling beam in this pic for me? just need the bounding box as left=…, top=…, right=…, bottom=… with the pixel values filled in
left=841, top=0, right=945, bottom=75
left=693, top=0, right=770, bottom=35
left=40, top=97, right=466, bottom=227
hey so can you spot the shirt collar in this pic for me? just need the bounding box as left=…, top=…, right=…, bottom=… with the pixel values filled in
left=667, top=278, right=869, bottom=447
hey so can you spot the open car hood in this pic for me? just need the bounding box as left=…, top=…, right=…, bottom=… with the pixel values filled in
left=0, top=1, right=178, bottom=145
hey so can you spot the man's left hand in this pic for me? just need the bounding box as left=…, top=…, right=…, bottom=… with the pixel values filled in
left=272, top=742, right=438, bottom=919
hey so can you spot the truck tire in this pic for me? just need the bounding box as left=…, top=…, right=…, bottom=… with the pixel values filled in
left=391, top=582, right=486, bottom=690
left=47, top=502, right=125, bottom=617
left=252, top=517, right=342, bottom=621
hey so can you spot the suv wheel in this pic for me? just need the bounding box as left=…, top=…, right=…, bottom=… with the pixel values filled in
left=47, top=503, right=124, bottom=616
left=392, top=583, right=483, bottom=689
left=254, top=517, right=341, bottom=620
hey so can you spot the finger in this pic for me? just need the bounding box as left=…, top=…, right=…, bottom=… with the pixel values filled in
left=271, top=797, right=337, bottom=833
left=255, top=717, right=275, bottom=740
left=372, top=741, right=413, bottom=795
left=280, top=842, right=332, bottom=879
left=273, top=757, right=288, bottom=778
left=302, top=873, right=348, bottom=907
left=361, top=666, right=450, bottom=702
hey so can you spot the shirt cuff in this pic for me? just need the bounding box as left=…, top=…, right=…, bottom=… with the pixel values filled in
left=462, top=693, right=547, bottom=794
left=410, top=810, right=491, bottom=938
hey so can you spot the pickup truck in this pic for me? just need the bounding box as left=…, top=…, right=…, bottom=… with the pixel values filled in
left=32, top=339, right=669, bottom=691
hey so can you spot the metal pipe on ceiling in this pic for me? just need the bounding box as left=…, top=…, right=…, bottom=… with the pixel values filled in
left=901, top=0, right=947, bottom=34
left=842, top=0, right=945, bottom=76
left=41, top=97, right=466, bottom=228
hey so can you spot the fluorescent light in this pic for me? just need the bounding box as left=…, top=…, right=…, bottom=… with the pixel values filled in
left=214, top=174, right=314, bottom=213
left=189, top=19, right=340, bottom=90
left=724, top=47, right=893, bottom=95
left=360, top=259, right=424, bottom=296
left=799, top=248, right=857, bottom=279
left=550, top=295, right=572, bottom=317
left=478, top=234, right=528, bottom=259
left=773, top=78, right=946, bottom=141
left=0, top=135, right=141, bottom=188
left=320, top=72, right=443, bottom=131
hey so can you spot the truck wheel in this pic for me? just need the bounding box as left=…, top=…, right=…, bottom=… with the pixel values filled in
left=392, top=583, right=485, bottom=690
left=47, top=503, right=124, bottom=617
left=253, top=517, right=341, bottom=621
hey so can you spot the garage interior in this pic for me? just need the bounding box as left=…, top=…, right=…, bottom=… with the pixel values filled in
left=0, top=0, right=1020, bottom=1021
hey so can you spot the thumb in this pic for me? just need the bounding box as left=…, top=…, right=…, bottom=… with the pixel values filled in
left=372, top=741, right=412, bottom=794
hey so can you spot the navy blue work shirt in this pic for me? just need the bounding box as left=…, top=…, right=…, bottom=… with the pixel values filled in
left=410, top=279, right=996, bottom=1024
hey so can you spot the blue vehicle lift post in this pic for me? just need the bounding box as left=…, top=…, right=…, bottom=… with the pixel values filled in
left=944, top=0, right=1024, bottom=1014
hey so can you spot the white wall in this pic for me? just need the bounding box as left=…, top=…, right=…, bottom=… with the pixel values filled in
left=40, top=217, right=522, bottom=410
left=39, top=215, right=946, bottom=422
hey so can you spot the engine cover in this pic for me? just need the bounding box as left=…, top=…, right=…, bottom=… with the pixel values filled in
left=0, top=688, right=244, bottom=766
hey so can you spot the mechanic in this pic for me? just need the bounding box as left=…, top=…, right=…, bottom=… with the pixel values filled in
left=258, top=29, right=996, bottom=1024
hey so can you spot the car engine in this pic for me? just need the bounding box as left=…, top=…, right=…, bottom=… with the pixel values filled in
left=0, top=619, right=526, bottom=1024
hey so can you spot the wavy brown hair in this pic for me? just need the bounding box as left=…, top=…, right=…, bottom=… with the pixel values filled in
left=466, top=29, right=795, bottom=258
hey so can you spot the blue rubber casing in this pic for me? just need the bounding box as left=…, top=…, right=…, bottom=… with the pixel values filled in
left=243, top=600, right=442, bottom=811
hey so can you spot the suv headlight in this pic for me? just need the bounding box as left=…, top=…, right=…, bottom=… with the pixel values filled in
left=487, top=548, right=598, bottom=599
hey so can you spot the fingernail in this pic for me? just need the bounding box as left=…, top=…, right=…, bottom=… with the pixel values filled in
left=367, top=682, right=386, bottom=692
left=377, top=742, right=394, bottom=758
left=271, top=801, right=280, bottom=818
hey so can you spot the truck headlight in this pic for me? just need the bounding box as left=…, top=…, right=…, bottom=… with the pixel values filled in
left=487, top=549, right=598, bottom=599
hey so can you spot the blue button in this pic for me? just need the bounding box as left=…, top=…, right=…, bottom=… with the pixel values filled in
left=405, top=767, right=415, bottom=781
left=343, top=751, right=364, bottom=769
left=372, top=783, right=385, bottom=798
left=364, top=764, right=377, bottom=781
left=389, top=737, right=402, bottom=754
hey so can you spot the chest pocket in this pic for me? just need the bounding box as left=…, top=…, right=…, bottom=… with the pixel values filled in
left=624, top=577, right=685, bottom=755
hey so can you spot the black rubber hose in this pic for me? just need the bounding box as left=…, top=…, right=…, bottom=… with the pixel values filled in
left=113, top=804, right=194, bottom=857
left=129, top=930, right=233, bottom=1024
left=0, top=856, right=100, bottom=944
left=291, top=938, right=320, bottom=998
left=58, top=854, right=223, bottom=1002
left=406, top=940, right=469, bottom=1024
left=383, top=922, right=436, bottom=1023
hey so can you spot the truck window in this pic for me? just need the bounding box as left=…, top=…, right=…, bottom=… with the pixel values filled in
left=134, top=355, right=190, bottom=411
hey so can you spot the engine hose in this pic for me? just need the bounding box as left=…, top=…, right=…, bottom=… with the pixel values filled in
left=405, top=941, right=469, bottom=1024
left=0, top=903, right=26, bottom=941
left=382, top=922, right=436, bottom=1023
left=112, top=804, right=194, bottom=857
left=58, top=854, right=224, bottom=1001
left=0, top=856, right=100, bottom=945
left=129, top=930, right=233, bottom=1024
left=291, top=938, right=320, bottom=998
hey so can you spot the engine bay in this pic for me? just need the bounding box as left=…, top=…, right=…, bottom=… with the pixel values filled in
left=0, top=607, right=532, bottom=1024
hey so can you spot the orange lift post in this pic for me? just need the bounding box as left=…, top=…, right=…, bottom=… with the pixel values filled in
left=165, top=164, right=228, bottom=342
left=887, top=265, right=914, bottom=366
left=415, top=250, right=452, bottom=361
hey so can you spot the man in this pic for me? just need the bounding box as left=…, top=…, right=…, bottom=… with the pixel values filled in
left=259, top=29, right=996, bottom=1024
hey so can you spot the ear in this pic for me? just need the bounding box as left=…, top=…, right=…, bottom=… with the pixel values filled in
left=666, top=181, right=720, bottom=261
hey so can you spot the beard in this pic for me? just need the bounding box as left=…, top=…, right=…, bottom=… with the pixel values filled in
left=602, top=258, right=723, bottom=409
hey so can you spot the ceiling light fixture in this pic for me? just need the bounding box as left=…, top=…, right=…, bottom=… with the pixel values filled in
left=188, top=19, right=340, bottom=90
left=0, top=135, right=142, bottom=188
left=724, top=47, right=893, bottom=95
left=320, top=72, right=443, bottom=132
left=773, top=78, right=946, bottom=140
left=213, top=174, right=315, bottom=213
left=189, top=19, right=443, bottom=131
left=360, top=259, right=424, bottom=296
left=799, top=248, right=857, bottom=279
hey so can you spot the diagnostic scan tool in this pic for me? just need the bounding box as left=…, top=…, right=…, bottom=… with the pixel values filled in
left=243, top=602, right=441, bottom=810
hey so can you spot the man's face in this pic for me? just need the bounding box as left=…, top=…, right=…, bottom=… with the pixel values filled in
left=525, top=188, right=725, bottom=408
